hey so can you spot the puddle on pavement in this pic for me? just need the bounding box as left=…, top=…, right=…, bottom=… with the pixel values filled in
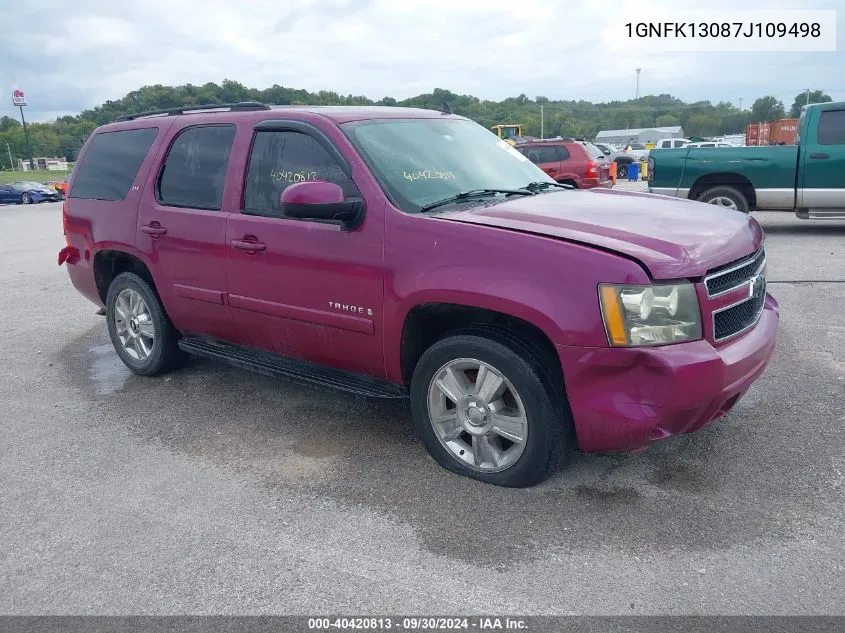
left=86, top=343, right=132, bottom=395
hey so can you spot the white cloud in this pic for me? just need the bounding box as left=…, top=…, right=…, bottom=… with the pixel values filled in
left=0, top=0, right=842, bottom=121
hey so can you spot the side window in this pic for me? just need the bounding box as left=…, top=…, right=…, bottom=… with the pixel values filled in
left=70, top=128, right=158, bottom=201
left=817, top=110, right=845, bottom=145
left=557, top=146, right=571, bottom=160
left=243, top=130, right=358, bottom=215
left=660, top=141, right=671, bottom=148
left=157, top=125, right=235, bottom=210
left=535, top=146, right=560, bottom=164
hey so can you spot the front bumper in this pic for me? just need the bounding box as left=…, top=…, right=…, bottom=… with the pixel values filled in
left=556, top=294, right=779, bottom=452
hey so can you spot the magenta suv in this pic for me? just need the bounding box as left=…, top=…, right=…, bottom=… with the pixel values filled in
left=59, top=102, right=779, bottom=487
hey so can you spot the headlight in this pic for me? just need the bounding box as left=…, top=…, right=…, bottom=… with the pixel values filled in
left=598, top=282, right=702, bottom=346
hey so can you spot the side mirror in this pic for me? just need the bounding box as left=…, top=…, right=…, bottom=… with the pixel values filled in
left=280, top=181, right=364, bottom=230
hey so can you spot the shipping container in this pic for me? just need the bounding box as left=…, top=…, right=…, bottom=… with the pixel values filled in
left=772, top=118, right=798, bottom=145
left=745, top=118, right=798, bottom=145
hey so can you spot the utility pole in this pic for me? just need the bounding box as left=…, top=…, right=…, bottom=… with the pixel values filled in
left=635, top=68, right=642, bottom=99
left=6, top=143, right=14, bottom=171
left=540, top=104, right=544, bottom=139
left=19, top=105, right=34, bottom=171
left=738, top=98, right=743, bottom=110
left=806, top=88, right=810, bottom=105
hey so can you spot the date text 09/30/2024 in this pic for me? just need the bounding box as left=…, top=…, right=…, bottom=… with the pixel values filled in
left=308, top=617, right=528, bottom=630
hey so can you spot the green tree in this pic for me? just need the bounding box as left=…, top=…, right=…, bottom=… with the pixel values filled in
left=750, top=96, right=786, bottom=122
left=656, top=114, right=680, bottom=127
left=789, top=90, right=832, bottom=117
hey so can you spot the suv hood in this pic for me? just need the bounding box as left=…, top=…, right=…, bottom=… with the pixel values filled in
left=439, top=188, right=764, bottom=279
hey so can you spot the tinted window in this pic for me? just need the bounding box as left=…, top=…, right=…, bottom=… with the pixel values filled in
left=243, top=130, right=358, bottom=215
left=70, top=128, right=158, bottom=201
left=536, top=146, right=561, bottom=164
left=158, top=125, right=235, bottom=210
left=817, top=110, right=845, bottom=145
left=660, top=141, right=671, bottom=148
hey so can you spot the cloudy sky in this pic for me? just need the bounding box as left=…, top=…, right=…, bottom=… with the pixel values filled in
left=1, top=0, right=842, bottom=122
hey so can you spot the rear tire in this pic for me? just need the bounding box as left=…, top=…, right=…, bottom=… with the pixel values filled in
left=105, top=272, right=186, bottom=376
left=616, top=161, right=629, bottom=179
left=697, top=185, right=750, bottom=213
left=409, top=332, right=569, bottom=487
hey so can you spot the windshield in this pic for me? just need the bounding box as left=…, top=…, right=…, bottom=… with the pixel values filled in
left=342, top=118, right=553, bottom=213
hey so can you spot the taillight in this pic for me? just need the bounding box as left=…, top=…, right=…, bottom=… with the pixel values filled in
left=586, top=161, right=598, bottom=178
left=647, top=157, right=655, bottom=181
left=62, top=200, right=72, bottom=246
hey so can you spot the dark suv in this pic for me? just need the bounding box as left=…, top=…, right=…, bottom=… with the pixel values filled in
left=59, top=102, right=778, bottom=487
left=515, top=139, right=612, bottom=189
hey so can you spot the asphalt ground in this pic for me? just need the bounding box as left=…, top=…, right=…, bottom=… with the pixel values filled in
left=1, top=201, right=843, bottom=615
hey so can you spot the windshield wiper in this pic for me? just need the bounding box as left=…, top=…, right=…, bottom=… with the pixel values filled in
left=418, top=188, right=532, bottom=213
left=520, top=181, right=575, bottom=193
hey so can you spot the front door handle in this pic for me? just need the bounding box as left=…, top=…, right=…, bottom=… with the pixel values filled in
left=809, top=152, right=830, bottom=159
left=231, top=238, right=266, bottom=253
left=140, top=222, right=167, bottom=238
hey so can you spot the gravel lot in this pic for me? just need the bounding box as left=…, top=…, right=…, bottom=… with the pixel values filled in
left=1, top=201, right=843, bottom=615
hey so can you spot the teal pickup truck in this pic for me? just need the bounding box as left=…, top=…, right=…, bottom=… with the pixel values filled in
left=648, top=102, right=845, bottom=220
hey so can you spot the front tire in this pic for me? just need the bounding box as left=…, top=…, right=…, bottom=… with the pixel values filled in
left=20, top=192, right=32, bottom=204
left=409, top=333, right=568, bottom=487
left=105, top=272, right=186, bottom=376
left=697, top=185, right=750, bottom=213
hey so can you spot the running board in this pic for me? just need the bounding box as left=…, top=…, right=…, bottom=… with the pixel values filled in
left=796, top=208, right=845, bottom=220
left=178, top=337, right=408, bottom=399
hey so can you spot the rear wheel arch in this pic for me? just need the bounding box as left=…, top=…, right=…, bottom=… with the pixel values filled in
left=93, top=250, right=160, bottom=305
left=690, top=173, right=756, bottom=210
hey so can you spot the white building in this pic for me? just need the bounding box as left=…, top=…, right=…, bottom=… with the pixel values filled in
left=596, top=126, right=685, bottom=145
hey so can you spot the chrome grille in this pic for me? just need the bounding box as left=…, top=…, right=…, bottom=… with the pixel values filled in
left=705, top=248, right=766, bottom=297
left=712, top=275, right=767, bottom=341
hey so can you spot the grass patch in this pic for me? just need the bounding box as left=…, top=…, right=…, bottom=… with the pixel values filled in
left=0, top=169, right=70, bottom=185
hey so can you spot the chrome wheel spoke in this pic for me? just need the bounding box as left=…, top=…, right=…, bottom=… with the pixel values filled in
left=435, top=367, right=471, bottom=404
left=472, top=435, right=501, bottom=469
left=432, top=411, right=463, bottom=442
left=474, top=364, right=505, bottom=402
left=137, top=316, right=155, bottom=339
left=490, top=411, right=526, bottom=444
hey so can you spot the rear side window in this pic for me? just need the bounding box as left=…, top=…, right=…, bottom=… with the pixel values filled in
left=660, top=141, right=671, bottom=148
left=157, top=125, right=236, bottom=210
left=817, top=110, right=845, bottom=145
left=70, top=128, right=158, bottom=201
left=243, top=130, right=358, bottom=215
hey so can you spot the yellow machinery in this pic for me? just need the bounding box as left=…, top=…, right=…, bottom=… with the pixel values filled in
left=491, top=124, right=524, bottom=145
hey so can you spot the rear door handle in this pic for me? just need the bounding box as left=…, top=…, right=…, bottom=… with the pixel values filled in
left=809, top=152, right=830, bottom=159
left=231, top=238, right=266, bottom=253
left=140, top=222, right=167, bottom=238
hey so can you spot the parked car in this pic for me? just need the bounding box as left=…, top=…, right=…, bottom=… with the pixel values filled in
left=649, top=101, right=845, bottom=219
left=654, top=138, right=690, bottom=149
left=514, top=139, right=612, bottom=188
left=684, top=142, right=734, bottom=148
left=0, top=181, right=62, bottom=204
left=59, top=102, right=779, bottom=487
left=593, top=142, right=650, bottom=178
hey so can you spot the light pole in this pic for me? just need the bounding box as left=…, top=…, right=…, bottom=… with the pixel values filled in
left=540, top=104, right=544, bottom=139
left=738, top=98, right=743, bottom=110
left=635, top=68, right=642, bottom=99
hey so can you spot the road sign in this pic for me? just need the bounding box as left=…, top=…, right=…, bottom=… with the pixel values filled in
left=12, top=89, right=26, bottom=107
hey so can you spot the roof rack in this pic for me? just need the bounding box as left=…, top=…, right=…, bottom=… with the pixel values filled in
left=114, top=101, right=271, bottom=122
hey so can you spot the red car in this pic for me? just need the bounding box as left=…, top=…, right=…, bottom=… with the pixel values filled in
left=515, top=139, right=612, bottom=189
left=59, top=102, right=777, bottom=488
